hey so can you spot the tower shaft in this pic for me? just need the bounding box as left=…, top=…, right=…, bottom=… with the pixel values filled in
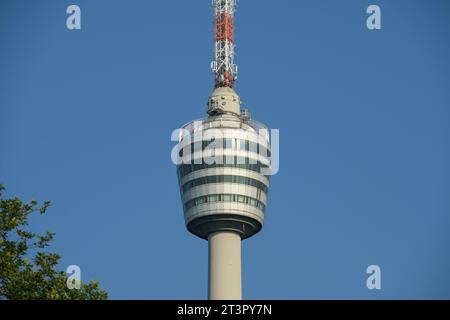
left=211, top=0, right=237, bottom=88
left=208, top=231, right=242, bottom=300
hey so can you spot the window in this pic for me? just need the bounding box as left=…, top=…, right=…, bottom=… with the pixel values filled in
left=249, top=141, right=257, bottom=153
left=224, top=138, right=233, bottom=149
left=183, top=140, right=271, bottom=157
left=238, top=139, right=246, bottom=151
left=181, top=175, right=269, bottom=194
left=177, top=159, right=270, bottom=179
left=183, top=194, right=266, bottom=213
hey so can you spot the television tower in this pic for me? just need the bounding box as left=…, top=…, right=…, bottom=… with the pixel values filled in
left=176, top=0, right=272, bottom=300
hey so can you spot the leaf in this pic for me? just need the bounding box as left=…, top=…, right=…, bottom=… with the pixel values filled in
left=0, top=185, right=108, bottom=300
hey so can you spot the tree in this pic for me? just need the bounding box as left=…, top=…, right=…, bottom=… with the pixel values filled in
left=0, top=184, right=108, bottom=300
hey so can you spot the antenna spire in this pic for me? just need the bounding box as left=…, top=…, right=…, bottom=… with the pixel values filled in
left=211, top=0, right=238, bottom=88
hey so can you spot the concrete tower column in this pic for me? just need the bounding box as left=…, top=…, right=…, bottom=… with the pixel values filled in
left=208, top=231, right=242, bottom=300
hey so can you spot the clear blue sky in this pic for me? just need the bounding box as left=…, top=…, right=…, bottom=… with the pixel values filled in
left=1, top=0, right=449, bottom=299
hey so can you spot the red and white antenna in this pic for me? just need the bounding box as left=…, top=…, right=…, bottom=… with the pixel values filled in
left=211, top=0, right=238, bottom=88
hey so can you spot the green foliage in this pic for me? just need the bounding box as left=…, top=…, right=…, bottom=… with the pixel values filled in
left=0, top=184, right=108, bottom=300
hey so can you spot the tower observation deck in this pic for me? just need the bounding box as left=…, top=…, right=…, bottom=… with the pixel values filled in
left=175, top=0, right=272, bottom=300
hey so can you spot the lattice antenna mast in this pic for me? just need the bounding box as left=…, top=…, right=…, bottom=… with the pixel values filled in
left=211, top=0, right=238, bottom=88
